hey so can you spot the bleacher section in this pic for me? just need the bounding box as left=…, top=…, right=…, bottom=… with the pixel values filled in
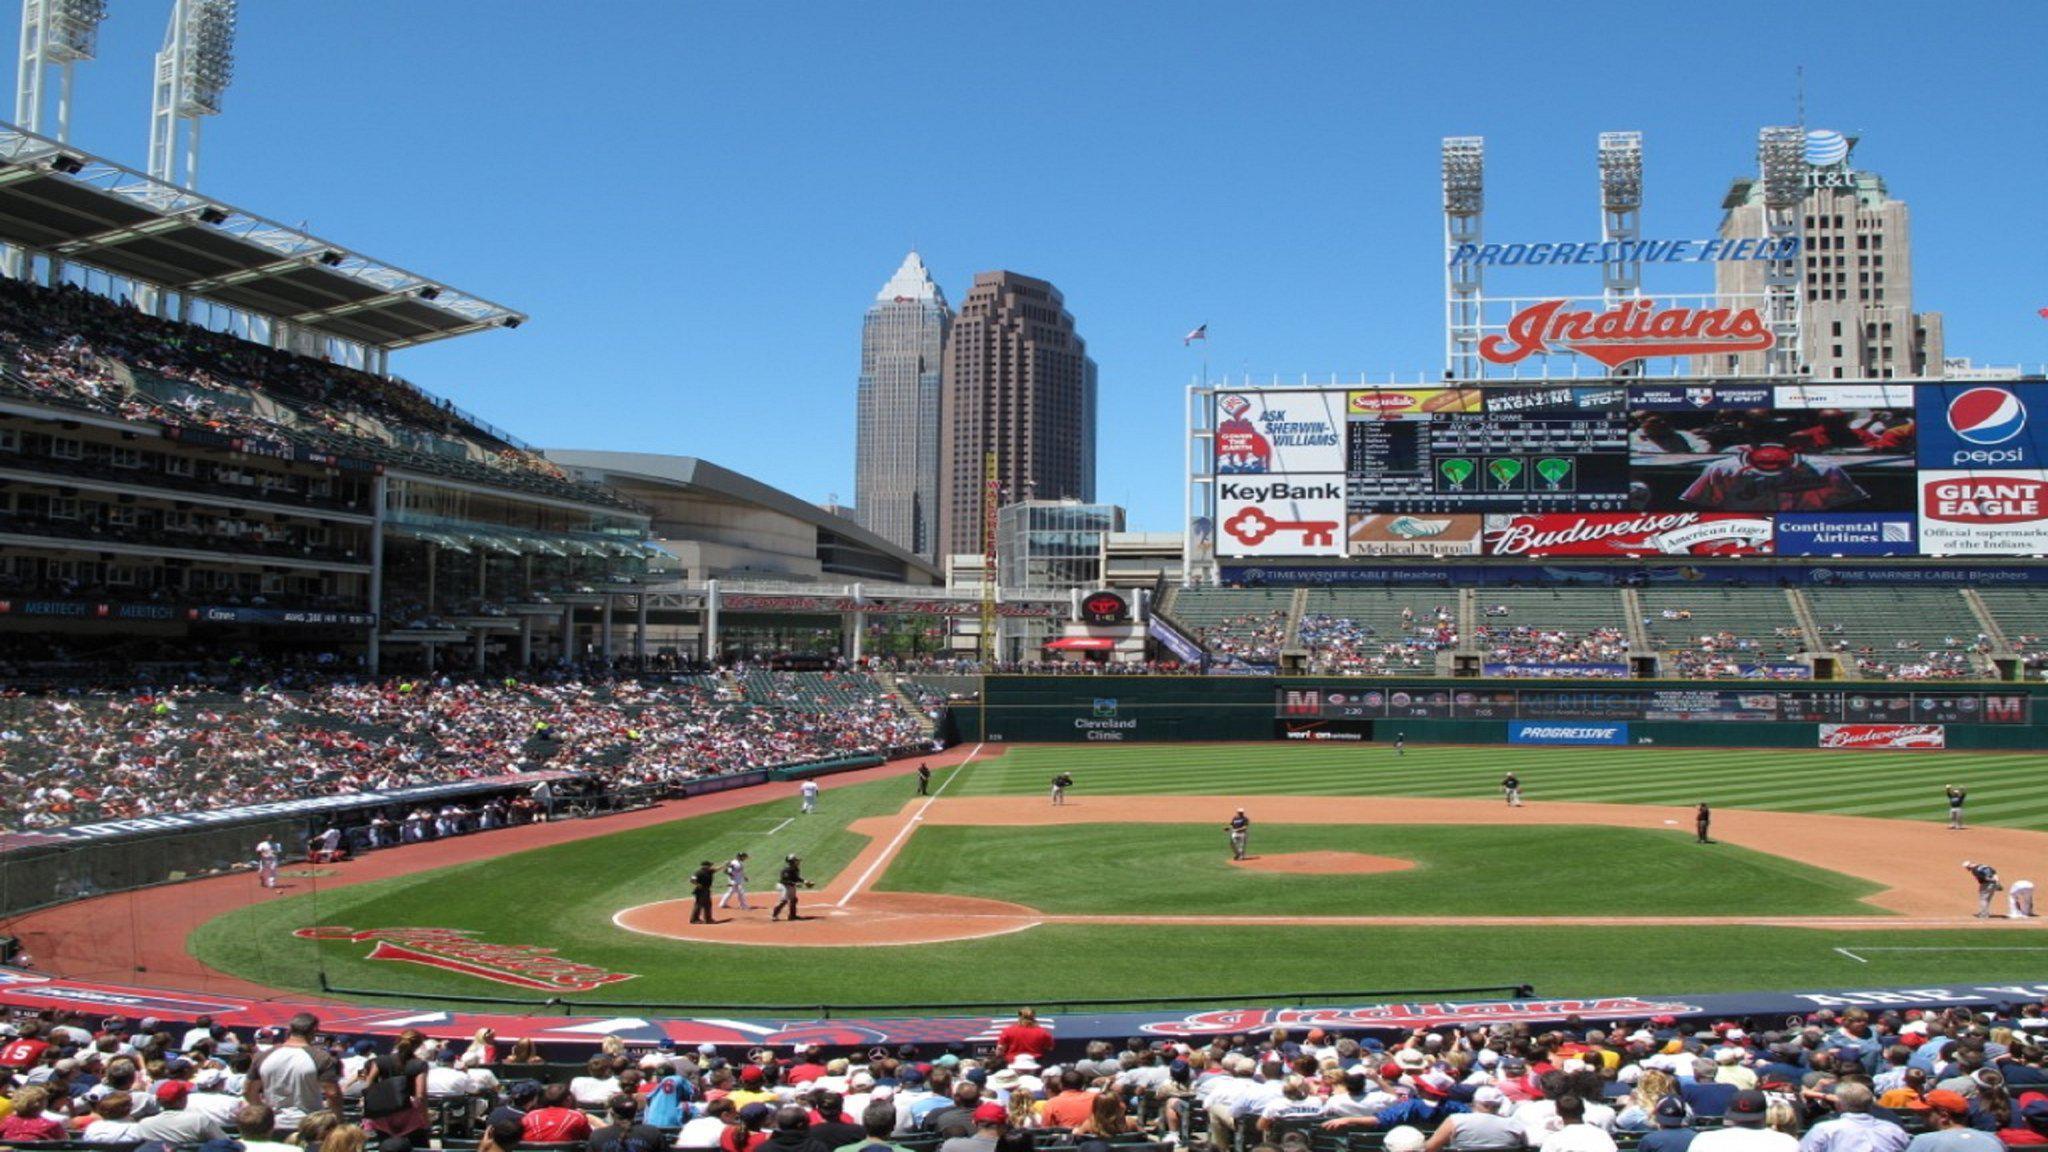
left=1638, top=588, right=1807, bottom=678
left=738, top=669, right=895, bottom=712
left=1471, top=589, right=1631, bottom=675
left=1169, top=586, right=1294, bottom=663
left=1804, top=586, right=1988, bottom=680
left=1978, top=588, right=2048, bottom=668
left=1297, top=588, right=1460, bottom=676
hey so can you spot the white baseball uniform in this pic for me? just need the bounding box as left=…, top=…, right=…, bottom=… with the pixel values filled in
left=718, top=856, right=751, bottom=910
left=800, top=780, right=820, bottom=814
left=256, top=839, right=279, bottom=887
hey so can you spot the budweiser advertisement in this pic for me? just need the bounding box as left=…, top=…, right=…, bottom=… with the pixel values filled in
left=1480, top=299, right=1774, bottom=368
left=1819, top=724, right=1947, bottom=751
left=1348, top=514, right=1484, bottom=556
left=1483, top=512, right=1774, bottom=557
left=1918, top=471, right=2048, bottom=555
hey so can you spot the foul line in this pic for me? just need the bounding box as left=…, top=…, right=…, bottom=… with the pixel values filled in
left=1835, top=947, right=1867, bottom=964
left=765, top=818, right=794, bottom=836
left=831, top=743, right=980, bottom=909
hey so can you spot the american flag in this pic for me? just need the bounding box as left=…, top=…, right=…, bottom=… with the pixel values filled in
left=1184, top=323, right=1208, bottom=345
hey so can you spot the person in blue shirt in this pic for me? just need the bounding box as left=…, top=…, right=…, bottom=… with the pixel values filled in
left=1638, top=1097, right=1697, bottom=1152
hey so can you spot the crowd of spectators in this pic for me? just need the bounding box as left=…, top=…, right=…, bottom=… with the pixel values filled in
left=1298, top=607, right=1458, bottom=676
left=0, top=1001, right=2042, bottom=1152
left=1473, top=622, right=1631, bottom=671
left=0, top=672, right=932, bottom=833
left=0, top=277, right=590, bottom=494
left=1196, top=612, right=1290, bottom=665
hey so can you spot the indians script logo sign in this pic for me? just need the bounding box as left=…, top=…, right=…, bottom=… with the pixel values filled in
left=1480, top=300, right=1774, bottom=368
left=294, top=927, right=637, bottom=992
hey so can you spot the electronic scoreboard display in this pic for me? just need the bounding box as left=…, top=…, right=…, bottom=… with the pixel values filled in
left=1345, top=411, right=1632, bottom=513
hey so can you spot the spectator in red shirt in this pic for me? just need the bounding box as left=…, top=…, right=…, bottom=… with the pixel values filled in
left=0, top=1024, right=50, bottom=1069
left=995, top=1010, right=1053, bottom=1066
left=1, top=1086, right=70, bottom=1142
left=521, top=1083, right=595, bottom=1143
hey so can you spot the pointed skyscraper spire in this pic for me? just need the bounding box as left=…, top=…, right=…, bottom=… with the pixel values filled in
left=876, top=250, right=948, bottom=307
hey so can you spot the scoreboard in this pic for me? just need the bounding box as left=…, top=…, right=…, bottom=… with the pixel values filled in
left=1275, top=686, right=2032, bottom=725
left=1345, top=411, right=1631, bottom=512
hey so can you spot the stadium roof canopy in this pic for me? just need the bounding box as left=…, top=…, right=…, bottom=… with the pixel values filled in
left=0, top=122, right=524, bottom=350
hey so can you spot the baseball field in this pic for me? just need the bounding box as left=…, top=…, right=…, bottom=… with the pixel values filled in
left=179, top=742, right=2048, bottom=1009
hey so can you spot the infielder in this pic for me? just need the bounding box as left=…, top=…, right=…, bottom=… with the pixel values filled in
left=2011, top=879, right=2037, bottom=919
left=1696, top=802, right=1712, bottom=844
left=800, top=779, right=820, bottom=814
left=1947, top=785, right=1968, bottom=830
left=1501, top=773, right=1522, bottom=807
left=255, top=837, right=280, bottom=888
left=771, top=854, right=814, bottom=922
left=718, top=852, right=753, bottom=911
left=1051, top=772, right=1073, bottom=806
left=1394, top=732, right=1405, bottom=756
left=1226, top=809, right=1250, bottom=861
left=1965, top=860, right=2002, bottom=919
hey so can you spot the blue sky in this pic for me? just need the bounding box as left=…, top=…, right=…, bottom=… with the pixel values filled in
left=36, top=1, right=2048, bottom=530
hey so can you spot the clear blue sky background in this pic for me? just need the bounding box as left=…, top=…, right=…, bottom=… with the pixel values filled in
left=38, top=1, right=2048, bottom=530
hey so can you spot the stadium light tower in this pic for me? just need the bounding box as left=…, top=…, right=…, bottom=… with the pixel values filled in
left=147, top=0, right=235, bottom=189
left=1597, top=133, right=1643, bottom=301
left=1441, top=136, right=1484, bottom=381
left=1757, top=125, right=1806, bottom=376
left=16, top=0, right=108, bottom=142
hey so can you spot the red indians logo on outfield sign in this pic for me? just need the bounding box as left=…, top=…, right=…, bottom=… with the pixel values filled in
left=294, top=927, right=637, bottom=992
left=1144, top=996, right=1701, bottom=1035
left=1480, top=299, right=1775, bottom=368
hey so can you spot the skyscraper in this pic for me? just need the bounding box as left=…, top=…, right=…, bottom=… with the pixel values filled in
left=936, top=271, right=1098, bottom=561
left=1698, top=133, right=1943, bottom=379
left=854, top=252, right=951, bottom=558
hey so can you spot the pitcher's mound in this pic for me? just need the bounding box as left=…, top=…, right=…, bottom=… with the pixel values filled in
left=1233, top=851, right=1415, bottom=875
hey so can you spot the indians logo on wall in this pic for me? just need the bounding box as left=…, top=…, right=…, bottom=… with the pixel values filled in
left=1480, top=300, right=1775, bottom=368
left=294, top=927, right=638, bottom=992
left=1140, top=996, right=1702, bottom=1035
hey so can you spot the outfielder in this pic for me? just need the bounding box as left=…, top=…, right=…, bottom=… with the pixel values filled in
left=718, top=852, right=753, bottom=911
left=1501, top=773, right=1522, bottom=807
left=1394, top=732, right=1405, bottom=756
left=1226, top=809, right=1250, bottom=861
left=771, top=854, right=814, bottom=922
left=800, top=779, right=820, bottom=814
left=1947, top=785, right=1968, bottom=830
left=255, top=837, right=280, bottom=888
left=1965, top=860, right=2002, bottom=919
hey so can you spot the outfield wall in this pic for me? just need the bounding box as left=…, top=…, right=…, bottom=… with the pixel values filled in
left=965, top=677, right=2048, bottom=750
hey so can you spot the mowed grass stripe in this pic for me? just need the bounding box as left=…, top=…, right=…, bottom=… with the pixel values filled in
left=965, top=746, right=2048, bottom=828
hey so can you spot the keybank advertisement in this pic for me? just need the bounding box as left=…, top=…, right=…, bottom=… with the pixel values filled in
left=1775, top=514, right=1917, bottom=556
left=1214, top=391, right=1347, bottom=475
left=1919, top=384, right=2048, bottom=470
left=1217, top=476, right=1346, bottom=558
left=1510, top=721, right=1629, bottom=746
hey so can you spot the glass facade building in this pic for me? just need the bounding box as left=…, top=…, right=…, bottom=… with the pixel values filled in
left=997, top=500, right=1124, bottom=592
left=854, top=252, right=952, bottom=560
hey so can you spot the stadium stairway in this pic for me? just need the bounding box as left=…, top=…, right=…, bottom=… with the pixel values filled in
left=1618, top=587, right=1651, bottom=654
left=1962, top=587, right=2012, bottom=652
left=1787, top=588, right=1827, bottom=652
left=879, top=675, right=938, bottom=740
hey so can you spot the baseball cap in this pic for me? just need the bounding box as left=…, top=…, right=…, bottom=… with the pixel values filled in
left=973, top=1103, right=1008, bottom=1126
left=1472, top=1087, right=1506, bottom=1108
left=1499, top=1056, right=1528, bottom=1073
left=1654, top=1097, right=1689, bottom=1128
left=1383, top=1126, right=1427, bottom=1152
left=155, top=1081, right=193, bottom=1104
left=899, top=1065, right=926, bottom=1084
left=1394, top=1048, right=1429, bottom=1070
left=738, top=1103, right=773, bottom=1126
left=739, top=1065, right=764, bottom=1085
left=1725, top=1090, right=1768, bottom=1126
left=1908, top=1090, right=1970, bottom=1117
left=1414, top=1072, right=1455, bottom=1099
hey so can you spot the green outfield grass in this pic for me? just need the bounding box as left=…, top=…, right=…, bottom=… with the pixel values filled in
left=879, top=823, right=1881, bottom=916
left=952, top=744, right=2048, bottom=829
left=186, top=744, right=2048, bottom=1009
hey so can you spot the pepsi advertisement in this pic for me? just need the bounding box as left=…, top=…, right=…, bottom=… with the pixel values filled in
left=1919, top=384, right=2048, bottom=470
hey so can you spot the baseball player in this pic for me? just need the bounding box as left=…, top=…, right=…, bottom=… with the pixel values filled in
left=1226, top=809, right=1250, bottom=861
left=1946, top=785, right=1968, bottom=830
left=2011, top=879, right=2037, bottom=919
left=255, top=837, right=280, bottom=888
left=1965, top=860, right=2002, bottom=918
left=800, top=779, right=820, bottom=815
left=771, top=854, right=814, bottom=922
left=718, top=852, right=752, bottom=911
left=917, top=764, right=932, bottom=796
left=1051, top=772, right=1073, bottom=806
left=1696, top=803, right=1712, bottom=844
left=689, top=860, right=717, bottom=924
left=1393, top=732, right=1405, bottom=756
left=1501, top=773, right=1522, bottom=807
